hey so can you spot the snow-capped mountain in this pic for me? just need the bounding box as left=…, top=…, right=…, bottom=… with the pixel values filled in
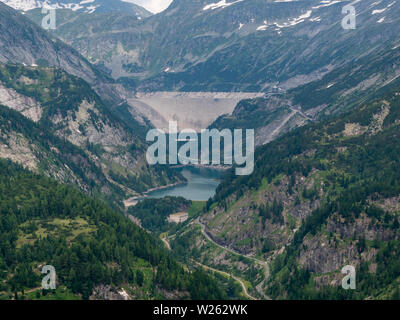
left=12, top=0, right=400, bottom=94
left=0, top=0, right=152, bottom=16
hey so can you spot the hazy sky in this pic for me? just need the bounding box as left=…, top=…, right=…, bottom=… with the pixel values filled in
left=124, top=0, right=174, bottom=13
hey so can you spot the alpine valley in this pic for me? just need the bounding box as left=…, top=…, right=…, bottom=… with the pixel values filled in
left=0, top=0, right=399, bottom=301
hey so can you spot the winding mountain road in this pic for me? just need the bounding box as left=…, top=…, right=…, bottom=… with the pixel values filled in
left=161, top=233, right=257, bottom=300
left=195, top=218, right=271, bottom=300
left=161, top=235, right=171, bottom=251
left=193, top=261, right=257, bottom=300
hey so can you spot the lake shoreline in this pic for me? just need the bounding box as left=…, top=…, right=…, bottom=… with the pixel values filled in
left=171, top=164, right=231, bottom=172
left=124, top=181, right=186, bottom=208
left=123, top=166, right=223, bottom=207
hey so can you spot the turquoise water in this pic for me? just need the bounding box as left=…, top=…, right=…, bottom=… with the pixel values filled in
left=144, top=166, right=223, bottom=201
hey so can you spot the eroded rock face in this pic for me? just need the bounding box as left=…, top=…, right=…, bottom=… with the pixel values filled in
left=297, top=209, right=398, bottom=277
left=0, top=82, right=42, bottom=122
left=51, top=99, right=130, bottom=147
left=0, top=2, right=127, bottom=105
left=374, top=196, right=400, bottom=213
left=0, top=127, right=101, bottom=191
left=0, top=75, right=143, bottom=185
left=0, top=57, right=186, bottom=198
left=202, top=171, right=323, bottom=255
left=342, top=103, right=391, bottom=137
left=90, top=285, right=131, bottom=301
left=47, top=98, right=149, bottom=184
left=0, top=132, right=38, bottom=171
left=210, top=96, right=311, bottom=147
left=298, top=233, right=359, bottom=274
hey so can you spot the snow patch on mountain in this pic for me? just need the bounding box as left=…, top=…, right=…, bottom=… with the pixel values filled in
left=1, top=0, right=41, bottom=11
left=257, top=20, right=268, bottom=31
left=0, top=0, right=149, bottom=15
left=312, top=0, right=343, bottom=9
left=1, top=0, right=95, bottom=12
left=273, top=9, right=313, bottom=28
left=372, top=1, right=396, bottom=14
left=203, top=0, right=243, bottom=11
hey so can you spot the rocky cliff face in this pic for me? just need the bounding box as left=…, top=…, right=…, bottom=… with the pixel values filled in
left=201, top=169, right=323, bottom=255
left=0, top=2, right=131, bottom=105
left=0, top=104, right=118, bottom=200
left=0, top=3, right=188, bottom=201
left=0, top=82, right=42, bottom=122
left=0, top=63, right=182, bottom=204
left=200, top=82, right=400, bottom=298
left=210, top=96, right=311, bottom=146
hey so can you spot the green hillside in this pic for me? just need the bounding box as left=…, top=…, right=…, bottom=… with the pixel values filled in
left=0, top=159, right=227, bottom=300
left=201, top=81, right=400, bottom=299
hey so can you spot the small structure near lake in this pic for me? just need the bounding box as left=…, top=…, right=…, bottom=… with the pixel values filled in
left=167, top=212, right=189, bottom=224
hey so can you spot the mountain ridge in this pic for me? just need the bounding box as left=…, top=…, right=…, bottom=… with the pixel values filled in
left=1, top=0, right=152, bottom=16
left=19, top=0, right=399, bottom=101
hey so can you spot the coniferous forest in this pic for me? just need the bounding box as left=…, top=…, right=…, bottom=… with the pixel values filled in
left=0, top=159, right=226, bottom=300
left=1, top=0, right=400, bottom=304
